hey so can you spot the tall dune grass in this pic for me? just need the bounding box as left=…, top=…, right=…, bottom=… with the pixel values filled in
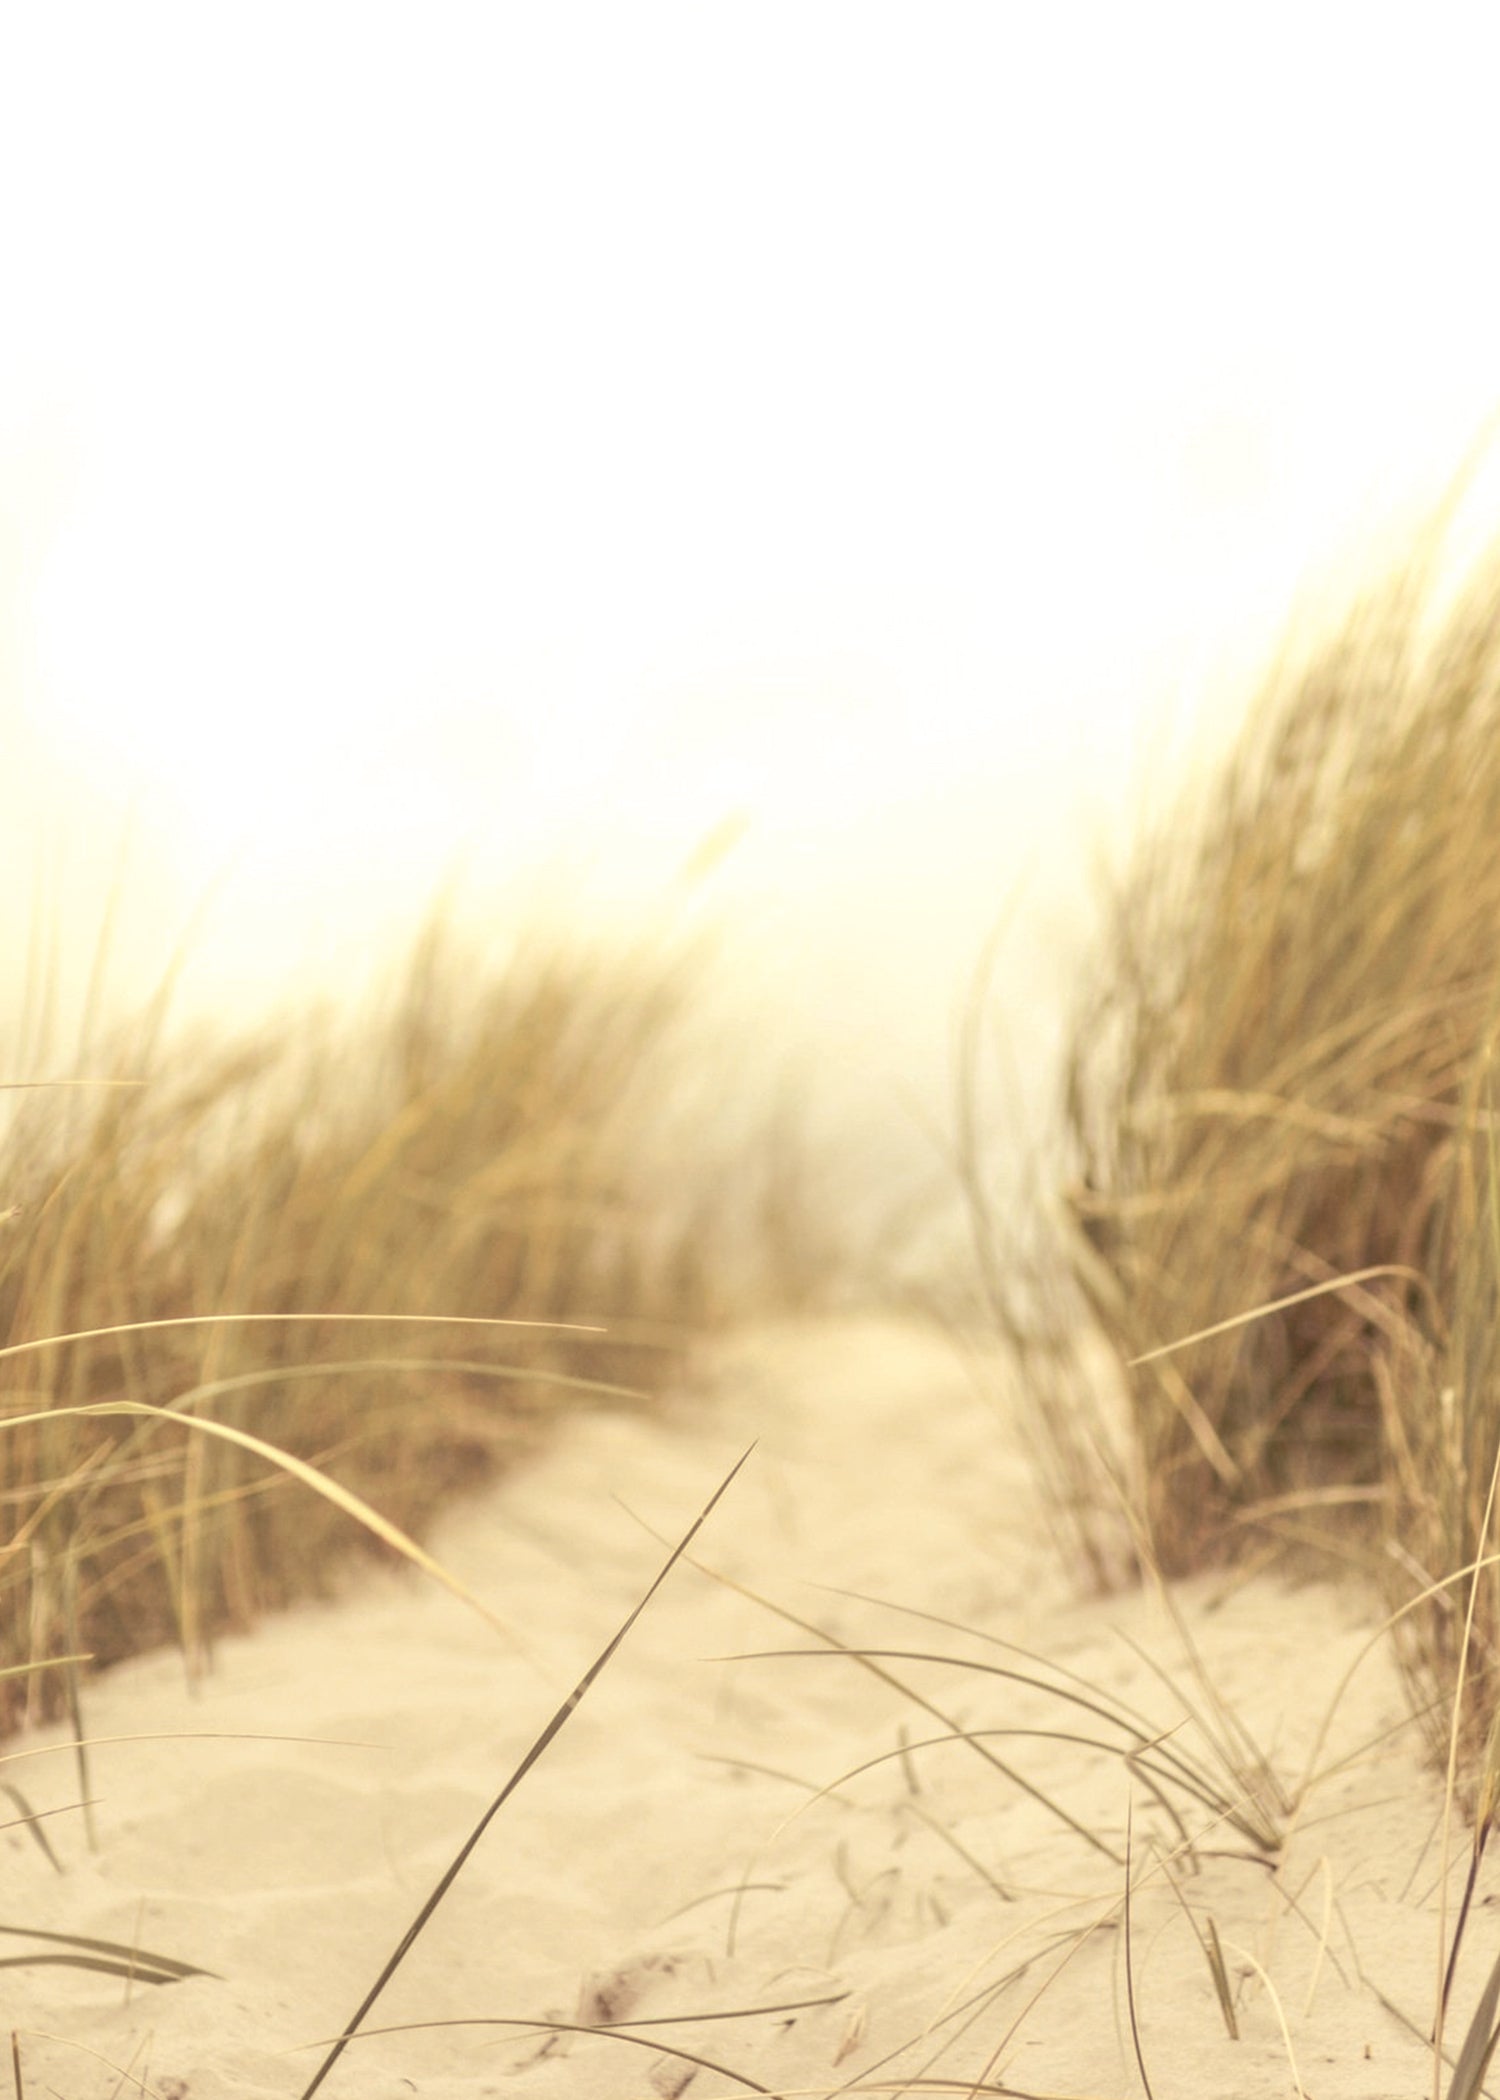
left=975, top=521, right=1500, bottom=1788
left=0, top=917, right=858, bottom=1736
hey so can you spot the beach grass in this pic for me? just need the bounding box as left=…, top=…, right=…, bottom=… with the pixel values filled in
left=975, top=507, right=1500, bottom=1806
left=0, top=913, right=860, bottom=1739
left=22, top=545, right=1500, bottom=2092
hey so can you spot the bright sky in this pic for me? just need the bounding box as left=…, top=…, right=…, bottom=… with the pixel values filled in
left=5, top=6, right=1500, bottom=1174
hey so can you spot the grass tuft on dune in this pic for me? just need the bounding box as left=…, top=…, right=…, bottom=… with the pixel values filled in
left=0, top=916, right=856, bottom=1737
left=981, top=514, right=1500, bottom=1793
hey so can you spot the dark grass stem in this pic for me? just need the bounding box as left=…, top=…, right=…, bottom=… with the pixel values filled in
left=1123, top=1805, right=1157, bottom=2100
left=297, top=1443, right=754, bottom=2100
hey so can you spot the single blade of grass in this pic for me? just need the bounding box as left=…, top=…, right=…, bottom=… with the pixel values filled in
left=0, top=1785, right=74, bottom=1871
left=296, top=1442, right=754, bottom=2100
left=1220, top=1938, right=1306, bottom=2097
left=1449, top=1941, right=1500, bottom=2100
left=1123, top=1805, right=1157, bottom=2100
left=0, top=1922, right=216, bottom=1983
left=0, top=1309, right=606, bottom=1372
left=152, top=1353, right=651, bottom=1420
left=0, top=1955, right=184, bottom=1984
left=1125, top=1266, right=1431, bottom=1368
left=1203, top=1914, right=1238, bottom=2041
left=0, top=1401, right=523, bottom=1647
left=1158, top=1855, right=1238, bottom=2039
left=0, top=1728, right=372, bottom=1773
left=311, top=2016, right=772, bottom=2093
left=1441, top=1835, right=1490, bottom=2035
left=0, top=1659, right=91, bottom=1687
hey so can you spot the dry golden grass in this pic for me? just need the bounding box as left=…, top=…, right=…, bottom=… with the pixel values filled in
left=975, top=516, right=1500, bottom=1794
left=0, top=915, right=858, bottom=1739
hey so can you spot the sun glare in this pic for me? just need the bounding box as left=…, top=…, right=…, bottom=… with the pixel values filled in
left=4, top=7, right=1500, bottom=1083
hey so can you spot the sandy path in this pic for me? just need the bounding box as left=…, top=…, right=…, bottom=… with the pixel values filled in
left=1, top=1318, right=1469, bottom=2098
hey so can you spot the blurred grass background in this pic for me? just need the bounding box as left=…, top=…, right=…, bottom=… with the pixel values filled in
left=1, top=912, right=895, bottom=1737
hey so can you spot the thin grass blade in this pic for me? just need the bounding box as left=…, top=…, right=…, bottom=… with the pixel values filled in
left=297, top=1443, right=753, bottom=2100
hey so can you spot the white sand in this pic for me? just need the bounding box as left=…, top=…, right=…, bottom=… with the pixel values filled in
left=2, top=1318, right=1478, bottom=2098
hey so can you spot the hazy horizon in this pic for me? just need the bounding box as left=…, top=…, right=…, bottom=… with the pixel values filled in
left=6, top=6, right=1500, bottom=1192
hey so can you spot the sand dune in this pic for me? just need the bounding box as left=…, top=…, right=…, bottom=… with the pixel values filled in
left=3, top=1319, right=1468, bottom=2097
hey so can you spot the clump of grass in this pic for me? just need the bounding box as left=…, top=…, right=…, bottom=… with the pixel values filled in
left=977, top=506, right=1500, bottom=1792
left=0, top=914, right=855, bottom=1735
